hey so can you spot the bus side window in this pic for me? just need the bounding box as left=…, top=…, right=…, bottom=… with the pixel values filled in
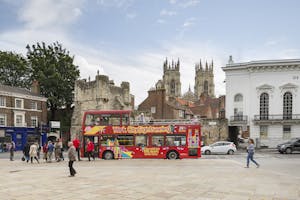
left=152, top=135, right=164, bottom=147
left=135, top=135, right=147, bottom=147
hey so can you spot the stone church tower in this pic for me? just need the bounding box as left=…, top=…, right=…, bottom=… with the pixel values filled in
left=194, top=60, right=215, bottom=99
left=162, top=58, right=181, bottom=98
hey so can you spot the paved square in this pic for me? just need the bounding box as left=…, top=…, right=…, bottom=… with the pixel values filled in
left=0, top=152, right=299, bottom=200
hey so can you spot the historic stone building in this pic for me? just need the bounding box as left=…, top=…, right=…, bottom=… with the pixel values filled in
left=70, top=72, right=134, bottom=139
left=138, top=58, right=227, bottom=145
left=159, top=58, right=181, bottom=98
left=194, top=60, right=215, bottom=99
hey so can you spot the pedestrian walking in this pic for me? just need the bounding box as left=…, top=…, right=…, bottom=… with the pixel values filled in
left=72, top=137, right=81, bottom=161
left=42, top=142, right=48, bottom=162
left=9, top=140, right=16, bottom=161
left=86, top=138, right=95, bottom=161
left=29, top=142, right=40, bottom=163
left=55, top=139, right=62, bottom=162
left=245, top=138, right=260, bottom=168
left=23, top=143, right=30, bottom=162
left=67, top=141, right=77, bottom=177
left=47, top=141, right=54, bottom=162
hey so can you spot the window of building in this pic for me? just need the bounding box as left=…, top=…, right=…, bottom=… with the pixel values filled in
left=152, top=135, right=164, bottom=146
left=0, top=97, right=6, bottom=107
left=179, top=110, right=184, bottom=118
left=283, top=125, right=291, bottom=139
left=30, top=101, right=38, bottom=110
left=234, top=94, right=243, bottom=102
left=204, top=80, right=208, bottom=94
left=15, top=115, right=23, bottom=126
left=15, top=98, right=24, bottom=109
left=151, top=106, right=156, bottom=114
left=31, top=116, right=38, bottom=127
left=260, top=125, right=268, bottom=139
left=283, top=92, right=292, bottom=120
left=170, top=80, right=176, bottom=95
left=260, top=93, right=269, bottom=120
left=0, top=114, right=6, bottom=126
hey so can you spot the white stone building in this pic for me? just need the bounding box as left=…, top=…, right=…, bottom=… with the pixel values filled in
left=223, top=57, right=300, bottom=148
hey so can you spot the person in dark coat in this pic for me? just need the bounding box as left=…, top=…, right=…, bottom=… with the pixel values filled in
left=23, top=143, right=30, bottom=162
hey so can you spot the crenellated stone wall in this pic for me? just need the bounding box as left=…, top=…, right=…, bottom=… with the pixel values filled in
left=70, top=74, right=134, bottom=139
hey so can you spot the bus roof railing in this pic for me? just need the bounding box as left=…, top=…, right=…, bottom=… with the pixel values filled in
left=130, top=119, right=199, bottom=125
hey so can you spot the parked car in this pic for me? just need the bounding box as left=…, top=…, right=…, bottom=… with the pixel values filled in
left=201, top=141, right=237, bottom=155
left=277, top=138, right=300, bottom=154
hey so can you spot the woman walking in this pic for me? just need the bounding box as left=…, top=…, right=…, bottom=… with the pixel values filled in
left=245, top=138, right=259, bottom=168
left=67, top=141, right=77, bottom=177
left=29, top=142, right=40, bottom=163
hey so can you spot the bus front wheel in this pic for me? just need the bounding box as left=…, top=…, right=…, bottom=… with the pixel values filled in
left=103, top=151, right=114, bottom=160
left=167, top=151, right=178, bottom=160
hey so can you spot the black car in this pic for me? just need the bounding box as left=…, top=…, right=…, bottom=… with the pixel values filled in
left=277, top=138, right=300, bottom=154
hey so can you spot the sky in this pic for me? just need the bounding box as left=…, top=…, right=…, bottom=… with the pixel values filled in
left=1, top=0, right=300, bottom=106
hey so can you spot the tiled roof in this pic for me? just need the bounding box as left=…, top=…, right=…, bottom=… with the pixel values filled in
left=0, top=84, right=45, bottom=98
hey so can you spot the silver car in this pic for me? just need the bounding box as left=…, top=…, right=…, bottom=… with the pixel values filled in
left=201, top=141, right=237, bottom=155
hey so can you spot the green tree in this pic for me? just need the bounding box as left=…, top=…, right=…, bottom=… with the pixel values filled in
left=26, top=42, right=80, bottom=119
left=0, top=51, right=31, bottom=88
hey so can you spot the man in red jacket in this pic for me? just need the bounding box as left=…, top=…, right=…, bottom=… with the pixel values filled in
left=72, top=137, right=81, bottom=161
left=86, top=139, right=95, bottom=161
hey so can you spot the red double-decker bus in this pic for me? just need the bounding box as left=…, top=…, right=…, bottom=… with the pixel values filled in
left=81, top=110, right=201, bottom=159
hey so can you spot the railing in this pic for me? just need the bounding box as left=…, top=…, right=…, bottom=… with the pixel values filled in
left=230, top=115, right=248, bottom=122
left=253, top=114, right=300, bottom=125
left=254, top=114, right=300, bottom=120
left=130, top=119, right=199, bottom=125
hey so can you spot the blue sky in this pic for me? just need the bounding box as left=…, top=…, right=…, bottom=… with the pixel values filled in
left=1, top=0, right=300, bottom=105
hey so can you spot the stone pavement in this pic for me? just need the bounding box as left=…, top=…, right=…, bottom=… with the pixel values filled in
left=0, top=154, right=299, bottom=200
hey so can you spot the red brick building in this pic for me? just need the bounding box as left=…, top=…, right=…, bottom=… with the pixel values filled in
left=0, top=82, right=47, bottom=151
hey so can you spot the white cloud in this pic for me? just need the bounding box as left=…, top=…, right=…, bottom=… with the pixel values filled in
left=183, top=17, right=196, bottom=27
left=18, top=0, right=84, bottom=29
left=157, top=19, right=166, bottom=24
left=169, top=0, right=177, bottom=4
left=160, top=9, right=177, bottom=16
left=126, top=13, right=137, bottom=19
left=180, top=0, right=200, bottom=8
left=96, top=0, right=134, bottom=9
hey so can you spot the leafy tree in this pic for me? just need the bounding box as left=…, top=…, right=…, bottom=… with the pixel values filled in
left=26, top=42, right=80, bottom=119
left=0, top=51, right=31, bottom=88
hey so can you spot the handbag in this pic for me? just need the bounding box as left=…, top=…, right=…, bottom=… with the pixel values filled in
left=21, top=156, right=25, bottom=161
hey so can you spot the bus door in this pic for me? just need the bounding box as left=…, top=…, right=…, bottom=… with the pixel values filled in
left=188, top=128, right=200, bottom=156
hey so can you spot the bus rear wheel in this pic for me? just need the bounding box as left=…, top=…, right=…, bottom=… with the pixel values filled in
left=103, top=151, right=114, bottom=160
left=167, top=151, right=178, bottom=160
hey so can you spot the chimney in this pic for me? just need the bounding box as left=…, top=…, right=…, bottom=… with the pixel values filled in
left=31, top=80, right=40, bottom=94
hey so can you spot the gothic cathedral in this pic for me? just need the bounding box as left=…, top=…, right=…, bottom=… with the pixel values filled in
left=162, top=58, right=181, bottom=98
left=194, top=60, right=215, bottom=99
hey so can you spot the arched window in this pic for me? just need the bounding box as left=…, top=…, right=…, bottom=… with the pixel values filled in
left=204, top=80, right=208, bottom=94
left=234, top=94, right=243, bottom=102
left=170, top=80, right=176, bottom=95
left=260, top=93, right=269, bottom=120
left=283, top=92, right=292, bottom=119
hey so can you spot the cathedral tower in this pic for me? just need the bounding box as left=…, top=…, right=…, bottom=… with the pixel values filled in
left=194, top=59, right=215, bottom=98
left=162, top=58, right=181, bottom=98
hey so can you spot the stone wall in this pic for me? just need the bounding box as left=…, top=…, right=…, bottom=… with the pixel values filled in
left=200, top=118, right=228, bottom=145
left=70, top=74, right=134, bottom=139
